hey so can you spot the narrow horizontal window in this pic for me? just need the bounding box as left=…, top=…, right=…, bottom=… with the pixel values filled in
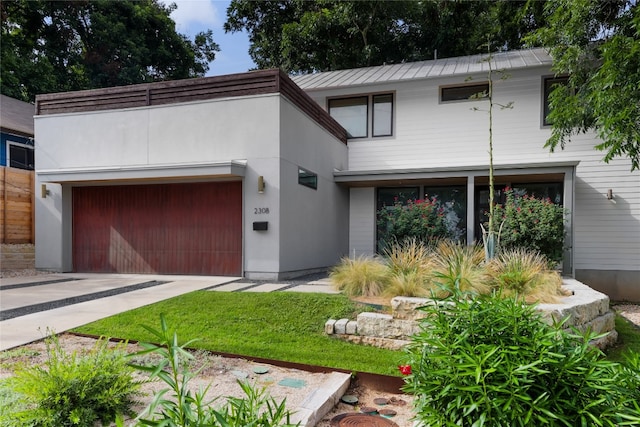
left=328, top=96, right=368, bottom=138
left=298, top=167, right=317, bottom=190
left=440, top=83, right=489, bottom=102
left=542, top=76, right=569, bottom=126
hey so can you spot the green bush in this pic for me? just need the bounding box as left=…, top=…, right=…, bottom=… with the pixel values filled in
left=377, top=197, right=454, bottom=251
left=6, top=335, right=140, bottom=427
left=493, top=188, right=566, bottom=264
left=404, top=290, right=640, bottom=426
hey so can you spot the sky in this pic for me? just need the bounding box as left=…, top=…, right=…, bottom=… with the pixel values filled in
left=162, top=0, right=256, bottom=76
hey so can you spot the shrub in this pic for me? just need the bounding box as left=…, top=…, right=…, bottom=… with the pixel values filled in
left=329, top=255, right=389, bottom=296
left=404, top=290, right=640, bottom=426
left=487, top=248, right=565, bottom=303
left=377, top=197, right=453, bottom=251
left=7, top=334, right=140, bottom=427
left=430, top=240, right=490, bottom=295
left=493, top=188, right=566, bottom=264
left=383, top=270, right=432, bottom=298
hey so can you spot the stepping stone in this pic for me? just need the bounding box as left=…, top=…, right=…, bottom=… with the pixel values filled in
left=247, top=283, right=290, bottom=292
left=253, top=366, right=269, bottom=374
left=231, top=370, right=249, bottom=379
left=278, top=377, right=306, bottom=388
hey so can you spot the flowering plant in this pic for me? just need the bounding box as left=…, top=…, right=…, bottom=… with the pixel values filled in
left=492, top=188, right=566, bottom=264
left=377, top=197, right=459, bottom=250
left=398, top=364, right=412, bottom=375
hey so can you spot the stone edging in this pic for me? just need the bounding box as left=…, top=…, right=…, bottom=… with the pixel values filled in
left=325, top=279, right=617, bottom=350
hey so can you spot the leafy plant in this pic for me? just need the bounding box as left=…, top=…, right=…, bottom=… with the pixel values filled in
left=329, top=255, right=389, bottom=296
left=493, top=187, right=566, bottom=264
left=212, top=380, right=297, bottom=427
left=487, top=248, right=564, bottom=303
left=7, top=334, right=140, bottom=427
left=404, top=290, right=640, bottom=426
left=377, top=197, right=453, bottom=250
left=130, top=314, right=213, bottom=426
left=130, top=314, right=299, bottom=426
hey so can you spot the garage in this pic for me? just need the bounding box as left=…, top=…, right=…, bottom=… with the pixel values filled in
left=72, top=181, right=242, bottom=275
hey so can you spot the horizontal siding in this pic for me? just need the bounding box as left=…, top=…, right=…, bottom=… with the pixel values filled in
left=308, top=66, right=640, bottom=273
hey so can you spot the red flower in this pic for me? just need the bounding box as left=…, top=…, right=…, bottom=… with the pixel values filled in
left=398, top=365, right=412, bottom=375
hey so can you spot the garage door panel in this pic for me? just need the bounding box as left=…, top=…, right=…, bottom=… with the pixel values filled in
left=73, top=182, right=242, bottom=275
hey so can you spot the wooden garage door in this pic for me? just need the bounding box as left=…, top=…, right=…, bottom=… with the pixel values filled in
left=73, top=182, right=242, bottom=275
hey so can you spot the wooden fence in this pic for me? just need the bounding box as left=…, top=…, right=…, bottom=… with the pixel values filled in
left=0, top=166, right=35, bottom=243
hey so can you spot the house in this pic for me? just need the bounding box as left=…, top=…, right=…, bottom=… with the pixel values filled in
left=1, top=95, right=35, bottom=170
left=33, top=48, right=639, bottom=301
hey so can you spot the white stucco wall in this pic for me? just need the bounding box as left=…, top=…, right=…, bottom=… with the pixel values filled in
left=275, top=98, right=349, bottom=277
left=34, top=92, right=348, bottom=278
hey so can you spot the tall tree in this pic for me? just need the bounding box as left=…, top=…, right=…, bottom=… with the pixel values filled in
left=527, top=0, right=640, bottom=171
left=1, top=0, right=219, bottom=102
left=224, top=0, right=547, bottom=73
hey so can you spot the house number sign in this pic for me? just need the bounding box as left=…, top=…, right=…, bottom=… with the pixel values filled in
left=254, top=207, right=270, bottom=214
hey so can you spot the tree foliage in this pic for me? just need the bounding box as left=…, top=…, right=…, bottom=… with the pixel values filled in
left=527, top=0, right=640, bottom=171
left=225, top=0, right=547, bottom=73
left=1, top=0, right=219, bottom=102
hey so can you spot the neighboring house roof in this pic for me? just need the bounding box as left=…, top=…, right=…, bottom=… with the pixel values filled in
left=293, top=47, right=552, bottom=91
left=0, top=94, right=35, bottom=137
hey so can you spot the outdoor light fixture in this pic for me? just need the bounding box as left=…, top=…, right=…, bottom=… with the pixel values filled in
left=41, top=184, right=51, bottom=198
left=606, top=189, right=614, bottom=200
left=258, top=175, right=265, bottom=193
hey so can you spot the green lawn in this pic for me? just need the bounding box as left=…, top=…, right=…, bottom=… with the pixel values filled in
left=605, top=313, right=640, bottom=362
left=73, top=292, right=405, bottom=376
left=72, top=292, right=640, bottom=376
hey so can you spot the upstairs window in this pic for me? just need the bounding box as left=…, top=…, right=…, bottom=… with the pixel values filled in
left=328, top=93, right=394, bottom=139
left=543, top=76, right=569, bottom=126
left=440, top=83, right=489, bottom=102
left=8, top=142, right=35, bottom=170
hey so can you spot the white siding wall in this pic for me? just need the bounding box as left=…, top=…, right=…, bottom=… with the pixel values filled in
left=306, top=66, right=640, bottom=278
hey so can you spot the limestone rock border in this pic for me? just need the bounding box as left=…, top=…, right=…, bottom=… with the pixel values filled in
left=325, top=279, right=617, bottom=350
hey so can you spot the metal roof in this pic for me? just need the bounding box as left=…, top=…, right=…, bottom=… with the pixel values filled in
left=0, top=94, right=35, bottom=136
left=292, top=48, right=552, bottom=91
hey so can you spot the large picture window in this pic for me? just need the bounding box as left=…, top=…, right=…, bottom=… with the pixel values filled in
left=328, top=93, right=393, bottom=139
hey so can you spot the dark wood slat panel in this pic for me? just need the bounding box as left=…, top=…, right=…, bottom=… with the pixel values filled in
left=73, top=182, right=242, bottom=275
left=35, top=69, right=346, bottom=145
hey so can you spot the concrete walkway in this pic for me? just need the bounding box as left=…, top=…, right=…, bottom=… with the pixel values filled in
left=0, top=273, right=335, bottom=351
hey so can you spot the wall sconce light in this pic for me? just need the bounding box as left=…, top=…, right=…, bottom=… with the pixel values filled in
left=257, top=176, right=265, bottom=194
left=606, top=189, right=614, bottom=200
left=41, top=184, right=51, bottom=198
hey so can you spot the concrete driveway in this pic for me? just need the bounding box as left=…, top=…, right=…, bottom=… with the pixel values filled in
left=0, top=273, right=239, bottom=351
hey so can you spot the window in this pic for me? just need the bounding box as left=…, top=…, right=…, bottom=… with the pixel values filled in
left=298, top=167, right=317, bottom=190
left=8, top=142, right=34, bottom=170
left=542, top=76, right=569, bottom=126
left=440, top=83, right=489, bottom=102
left=328, top=93, right=393, bottom=139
